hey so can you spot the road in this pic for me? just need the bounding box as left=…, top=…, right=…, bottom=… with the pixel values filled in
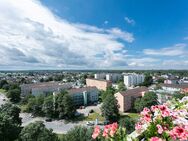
left=20, top=112, right=103, bottom=134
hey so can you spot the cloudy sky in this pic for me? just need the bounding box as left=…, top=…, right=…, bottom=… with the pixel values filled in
left=0, top=0, right=188, bottom=70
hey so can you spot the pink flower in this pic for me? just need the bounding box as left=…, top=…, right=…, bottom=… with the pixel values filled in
left=150, top=137, right=163, bottom=141
left=157, top=124, right=163, bottom=134
left=135, top=122, right=142, bottom=130
left=169, top=126, right=188, bottom=140
left=92, top=126, right=100, bottom=139
left=102, top=126, right=109, bottom=138
left=141, top=107, right=151, bottom=115
left=143, top=113, right=151, bottom=122
left=151, top=105, right=159, bottom=112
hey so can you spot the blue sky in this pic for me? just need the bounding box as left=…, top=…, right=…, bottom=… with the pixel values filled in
left=0, top=0, right=188, bottom=70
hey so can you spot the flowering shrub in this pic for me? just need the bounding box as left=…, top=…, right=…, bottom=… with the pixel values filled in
left=92, top=96, right=188, bottom=141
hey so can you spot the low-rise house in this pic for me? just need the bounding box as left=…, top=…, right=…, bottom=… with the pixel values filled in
left=68, top=86, right=99, bottom=106
left=86, top=78, right=112, bottom=91
left=115, top=87, right=148, bottom=112
left=164, top=79, right=179, bottom=84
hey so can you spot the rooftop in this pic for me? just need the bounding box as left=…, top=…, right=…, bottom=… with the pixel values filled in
left=119, top=86, right=148, bottom=96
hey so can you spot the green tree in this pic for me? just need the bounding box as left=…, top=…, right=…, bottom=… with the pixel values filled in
left=56, top=91, right=68, bottom=119
left=101, top=94, right=120, bottom=122
left=42, top=95, right=54, bottom=118
left=0, top=103, right=22, bottom=141
left=26, top=95, right=44, bottom=116
left=119, top=116, right=135, bottom=134
left=19, top=121, right=58, bottom=141
left=62, top=94, right=76, bottom=119
left=134, top=92, right=158, bottom=112
left=141, top=75, right=153, bottom=86
left=118, top=82, right=126, bottom=91
left=60, top=126, right=93, bottom=141
left=101, top=86, right=115, bottom=101
left=7, top=88, right=21, bottom=103
left=0, top=80, right=8, bottom=89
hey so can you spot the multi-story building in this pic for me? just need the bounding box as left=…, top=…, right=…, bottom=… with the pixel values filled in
left=94, top=73, right=106, bottom=80
left=68, top=86, right=99, bottom=106
left=86, top=78, right=112, bottom=91
left=106, top=73, right=122, bottom=83
left=115, top=87, right=148, bottom=112
left=161, top=84, right=188, bottom=93
left=124, top=74, right=145, bottom=87
left=20, top=82, right=72, bottom=96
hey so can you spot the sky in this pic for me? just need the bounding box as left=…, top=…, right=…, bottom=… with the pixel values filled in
left=0, top=0, right=188, bottom=70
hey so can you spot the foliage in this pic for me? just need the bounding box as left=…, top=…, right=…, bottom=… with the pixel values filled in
left=119, top=116, right=136, bottom=133
left=62, top=94, right=76, bottom=119
left=156, top=77, right=165, bottom=83
left=60, top=126, right=93, bottom=141
left=101, top=86, right=115, bottom=101
left=42, top=95, right=54, bottom=118
left=25, top=95, right=45, bottom=116
left=0, top=80, right=8, bottom=89
left=0, top=103, right=22, bottom=141
left=134, top=92, right=158, bottom=112
left=101, top=94, right=120, bottom=122
left=118, top=81, right=126, bottom=91
left=7, top=88, right=21, bottom=103
left=19, top=121, right=58, bottom=141
left=140, top=75, right=153, bottom=86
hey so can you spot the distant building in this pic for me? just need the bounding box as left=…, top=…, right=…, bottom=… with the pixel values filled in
left=164, top=79, right=179, bottom=84
left=106, top=73, right=122, bottom=83
left=68, top=86, right=99, bottom=106
left=161, top=84, right=188, bottom=93
left=20, top=82, right=72, bottom=96
left=86, top=78, right=112, bottom=91
left=115, top=87, right=148, bottom=112
left=124, top=74, right=145, bottom=87
left=94, top=73, right=106, bottom=80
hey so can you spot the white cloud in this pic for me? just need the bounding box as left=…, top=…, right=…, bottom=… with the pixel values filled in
left=0, top=0, right=135, bottom=69
left=124, top=17, right=135, bottom=25
left=143, top=43, right=187, bottom=56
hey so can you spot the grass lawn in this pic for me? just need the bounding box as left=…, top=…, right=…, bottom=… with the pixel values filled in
left=0, top=89, right=6, bottom=94
left=58, top=134, right=65, bottom=140
left=127, top=113, right=140, bottom=119
left=85, top=112, right=105, bottom=121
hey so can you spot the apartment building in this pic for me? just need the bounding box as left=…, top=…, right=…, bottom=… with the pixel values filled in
left=86, top=78, right=112, bottom=91
left=161, top=84, right=188, bottom=93
left=94, top=73, right=106, bottom=79
left=124, top=74, right=145, bottom=87
left=20, top=82, right=72, bottom=96
left=115, top=87, right=148, bottom=112
left=106, top=73, right=122, bottom=83
left=68, top=86, right=99, bottom=106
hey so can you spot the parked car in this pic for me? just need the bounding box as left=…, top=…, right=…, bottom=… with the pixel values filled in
left=45, top=118, right=52, bottom=122
left=86, top=121, right=94, bottom=126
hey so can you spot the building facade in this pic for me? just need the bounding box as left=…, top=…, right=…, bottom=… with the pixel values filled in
left=124, top=74, right=145, bottom=87
left=94, top=73, right=106, bottom=80
left=68, top=86, right=99, bottom=106
left=86, top=78, right=112, bottom=91
left=115, top=87, right=148, bottom=112
left=106, top=73, right=122, bottom=83
left=20, top=82, right=72, bottom=96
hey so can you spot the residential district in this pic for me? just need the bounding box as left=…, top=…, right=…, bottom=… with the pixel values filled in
left=0, top=70, right=188, bottom=140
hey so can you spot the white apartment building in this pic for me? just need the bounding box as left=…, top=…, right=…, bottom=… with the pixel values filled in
left=124, top=74, right=145, bottom=87
left=106, top=73, right=122, bottom=82
left=94, top=73, right=106, bottom=79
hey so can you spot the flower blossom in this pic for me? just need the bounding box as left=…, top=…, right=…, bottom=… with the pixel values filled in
left=92, top=126, right=100, bottom=139
left=150, top=137, right=163, bottom=141
left=156, top=124, right=163, bottom=134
